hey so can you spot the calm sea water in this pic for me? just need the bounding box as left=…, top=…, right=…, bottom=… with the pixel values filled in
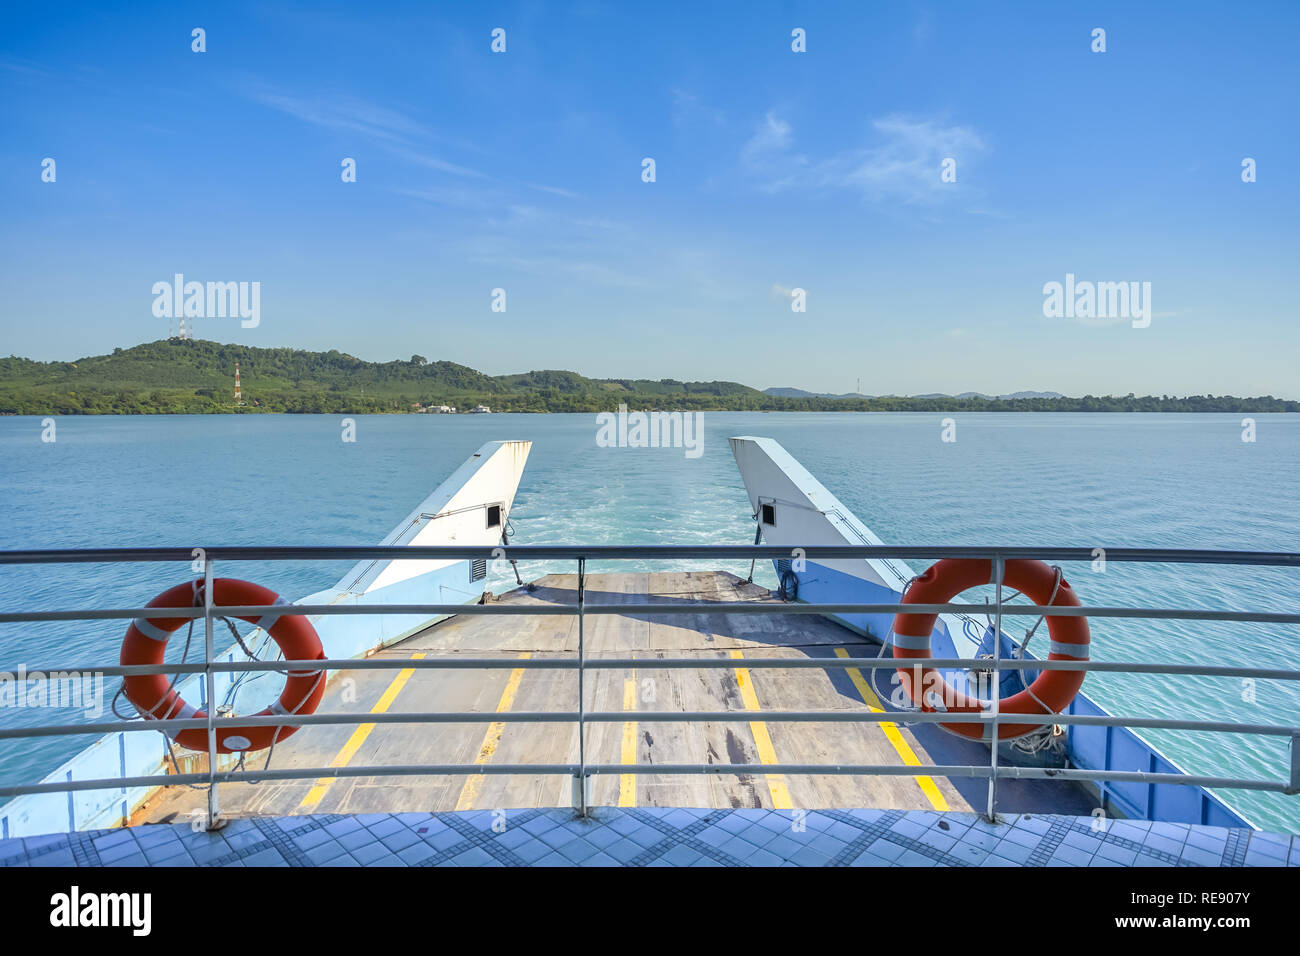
left=1, top=413, right=1298, bottom=830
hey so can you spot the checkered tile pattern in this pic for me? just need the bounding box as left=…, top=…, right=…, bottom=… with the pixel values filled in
left=0, top=809, right=1295, bottom=867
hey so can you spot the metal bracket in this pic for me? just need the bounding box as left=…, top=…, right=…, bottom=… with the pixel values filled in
left=571, top=773, right=593, bottom=813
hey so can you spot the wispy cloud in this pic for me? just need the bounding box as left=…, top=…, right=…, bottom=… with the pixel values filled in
left=395, top=186, right=501, bottom=209
left=246, top=86, right=584, bottom=199
left=743, top=113, right=795, bottom=159
left=247, top=88, right=488, bottom=178
left=0, top=56, right=50, bottom=78
left=251, top=90, right=425, bottom=144
left=913, top=8, right=935, bottom=44
left=672, top=88, right=726, bottom=128
left=385, top=143, right=488, bottom=179
left=743, top=112, right=988, bottom=205
left=461, top=244, right=654, bottom=290
left=524, top=182, right=581, bottom=200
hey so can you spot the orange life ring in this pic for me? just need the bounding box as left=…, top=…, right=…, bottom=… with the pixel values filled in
left=891, top=558, right=1089, bottom=740
left=121, top=578, right=326, bottom=753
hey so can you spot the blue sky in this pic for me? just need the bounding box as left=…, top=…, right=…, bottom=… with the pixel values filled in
left=2, top=1, right=1297, bottom=397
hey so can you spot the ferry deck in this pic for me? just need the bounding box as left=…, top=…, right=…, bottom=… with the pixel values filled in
left=136, top=570, right=1096, bottom=822
left=5, top=571, right=1295, bottom=869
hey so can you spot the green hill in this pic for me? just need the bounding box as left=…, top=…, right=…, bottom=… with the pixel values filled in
left=0, top=339, right=768, bottom=414
left=0, top=339, right=1294, bottom=414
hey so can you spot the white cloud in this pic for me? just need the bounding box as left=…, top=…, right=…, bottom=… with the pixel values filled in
left=524, top=182, right=581, bottom=200
left=0, top=56, right=49, bottom=77
left=672, top=88, right=726, bottom=128
left=252, top=91, right=425, bottom=144
left=248, top=85, right=583, bottom=202
left=248, top=88, right=490, bottom=179
left=743, top=112, right=795, bottom=159
left=743, top=112, right=988, bottom=205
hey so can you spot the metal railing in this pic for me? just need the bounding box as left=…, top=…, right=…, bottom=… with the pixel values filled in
left=1, top=544, right=1298, bottom=831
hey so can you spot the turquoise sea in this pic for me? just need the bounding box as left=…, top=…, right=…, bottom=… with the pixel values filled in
left=1, top=413, right=1297, bottom=830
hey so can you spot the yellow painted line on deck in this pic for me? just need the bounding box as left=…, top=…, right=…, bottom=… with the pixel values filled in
left=298, top=652, right=427, bottom=810
left=729, top=649, right=794, bottom=810
left=834, top=647, right=949, bottom=811
left=619, top=677, right=638, bottom=807
left=454, top=652, right=532, bottom=811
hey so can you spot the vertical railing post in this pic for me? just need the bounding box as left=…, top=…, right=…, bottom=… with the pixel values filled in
left=1288, top=734, right=1300, bottom=796
left=576, top=556, right=588, bottom=817
left=202, top=555, right=223, bottom=830
left=986, top=554, right=1004, bottom=823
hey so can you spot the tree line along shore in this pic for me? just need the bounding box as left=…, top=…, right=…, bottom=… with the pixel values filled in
left=2, top=339, right=1294, bottom=415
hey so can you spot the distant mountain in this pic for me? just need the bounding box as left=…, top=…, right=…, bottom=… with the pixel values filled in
left=917, top=390, right=1065, bottom=400
left=768, top=387, right=1064, bottom=400
left=764, top=387, right=883, bottom=399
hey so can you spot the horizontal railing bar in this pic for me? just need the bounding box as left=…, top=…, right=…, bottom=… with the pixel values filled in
left=4, top=602, right=1298, bottom=625
left=0, top=604, right=573, bottom=623
left=0, top=658, right=589, bottom=676
left=9, top=656, right=1300, bottom=682
left=582, top=765, right=1292, bottom=793
left=985, top=766, right=1294, bottom=792
left=541, top=657, right=1300, bottom=679
left=4, top=710, right=1296, bottom=741
left=1, top=763, right=1288, bottom=800
left=0, top=713, right=571, bottom=737
left=0, top=764, right=585, bottom=798
left=573, top=604, right=1300, bottom=624
left=585, top=712, right=1300, bottom=735
left=2, top=545, right=1298, bottom=565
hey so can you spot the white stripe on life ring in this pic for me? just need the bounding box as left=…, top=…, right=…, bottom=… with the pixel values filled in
left=132, top=617, right=173, bottom=643
left=153, top=700, right=197, bottom=724
left=268, top=694, right=317, bottom=715
left=255, top=595, right=292, bottom=634
left=891, top=632, right=932, bottom=651
left=1049, top=640, right=1089, bottom=658
left=174, top=701, right=198, bottom=720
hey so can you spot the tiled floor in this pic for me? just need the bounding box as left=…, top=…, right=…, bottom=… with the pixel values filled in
left=1, top=808, right=1296, bottom=867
